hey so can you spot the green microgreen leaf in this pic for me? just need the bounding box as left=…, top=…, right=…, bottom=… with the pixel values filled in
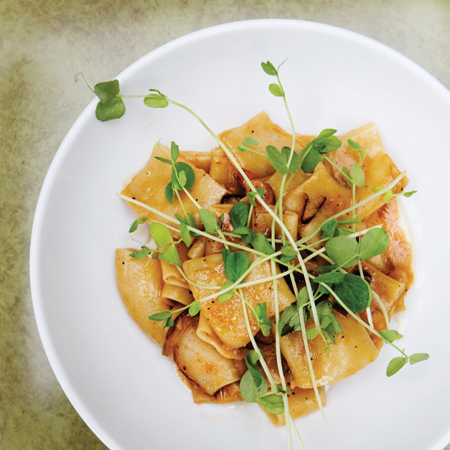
left=280, top=244, right=297, bottom=263
left=250, top=233, right=275, bottom=255
left=170, top=141, right=179, bottom=163
left=165, top=181, right=175, bottom=204
left=325, top=236, right=359, bottom=268
left=233, top=226, right=253, bottom=235
left=143, top=93, right=169, bottom=108
left=247, top=348, right=263, bottom=366
left=94, top=80, right=120, bottom=103
left=347, top=138, right=362, bottom=150
left=358, top=228, right=390, bottom=260
left=178, top=170, right=187, bottom=188
left=149, top=310, right=174, bottom=328
left=316, top=135, right=342, bottom=154
left=383, top=190, right=393, bottom=202
left=150, top=222, right=173, bottom=247
left=222, top=248, right=231, bottom=264
left=172, top=162, right=195, bottom=191
left=266, top=145, right=289, bottom=175
left=403, top=190, right=417, bottom=198
left=347, top=139, right=365, bottom=162
left=334, top=274, right=372, bottom=313
left=257, top=394, right=284, bottom=415
left=306, top=327, right=319, bottom=339
left=218, top=214, right=224, bottom=229
left=409, top=353, right=430, bottom=365
left=218, top=281, right=235, bottom=303
left=230, top=201, right=250, bottom=229
left=279, top=287, right=309, bottom=337
left=279, top=147, right=301, bottom=175
left=253, top=303, right=272, bottom=336
left=378, top=329, right=403, bottom=343
left=300, top=147, right=323, bottom=173
left=175, top=213, right=200, bottom=238
left=315, top=128, right=338, bottom=143
left=279, top=303, right=301, bottom=336
left=189, top=299, right=201, bottom=317
left=261, top=61, right=277, bottom=76
left=129, top=246, right=152, bottom=259
left=386, top=356, right=408, bottom=377
left=297, top=286, right=310, bottom=306
left=158, top=245, right=182, bottom=266
left=95, top=97, right=126, bottom=121
left=129, top=216, right=147, bottom=233
left=315, top=301, right=343, bottom=334
left=373, top=185, right=385, bottom=193
left=247, top=187, right=265, bottom=206
left=148, top=311, right=172, bottom=322
left=269, top=83, right=284, bottom=97
left=280, top=146, right=292, bottom=164
left=179, top=222, right=192, bottom=247
left=240, top=369, right=268, bottom=403
left=342, top=166, right=353, bottom=187
left=162, top=315, right=174, bottom=328
left=198, top=209, right=219, bottom=235
left=244, top=350, right=265, bottom=387
left=271, top=384, right=291, bottom=395
left=350, top=163, right=365, bottom=187
left=321, top=219, right=337, bottom=239
left=155, top=156, right=173, bottom=165
left=242, top=137, right=259, bottom=147
left=287, top=152, right=301, bottom=175
left=224, top=251, right=250, bottom=283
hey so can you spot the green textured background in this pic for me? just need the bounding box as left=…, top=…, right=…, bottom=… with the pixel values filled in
left=0, top=0, right=448, bottom=449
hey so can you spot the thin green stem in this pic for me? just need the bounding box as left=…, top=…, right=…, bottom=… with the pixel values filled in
left=236, top=289, right=277, bottom=386
left=298, top=304, right=329, bottom=430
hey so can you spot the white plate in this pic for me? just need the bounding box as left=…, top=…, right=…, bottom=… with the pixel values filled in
left=30, top=19, right=450, bottom=450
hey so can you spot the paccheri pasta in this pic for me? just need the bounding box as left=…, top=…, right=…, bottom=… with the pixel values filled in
left=115, top=110, right=415, bottom=423
left=86, top=60, right=428, bottom=448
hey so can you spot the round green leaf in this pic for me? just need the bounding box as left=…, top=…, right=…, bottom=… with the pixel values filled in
left=158, top=245, right=181, bottom=266
left=350, top=163, right=365, bottom=187
left=386, top=356, right=408, bottom=377
left=224, top=251, right=250, bottom=282
left=150, top=222, right=173, bottom=247
left=218, top=281, right=235, bottom=303
left=409, top=353, right=430, bottom=365
left=230, top=201, right=250, bottom=229
left=95, top=97, right=126, bottom=122
left=261, top=61, right=277, bottom=76
left=94, top=79, right=120, bottom=103
left=334, top=273, right=371, bottom=313
left=189, top=299, right=202, bottom=317
left=301, top=148, right=323, bottom=173
left=269, top=83, right=284, bottom=97
left=143, top=94, right=169, bottom=108
left=172, top=162, right=195, bottom=191
left=258, top=394, right=284, bottom=415
left=325, top=236, right=359, bottom=268
left=358, top=228, right=390, bottom=260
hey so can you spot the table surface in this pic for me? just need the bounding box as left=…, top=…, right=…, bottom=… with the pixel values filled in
left=1, top=1, right=449, bottom=449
